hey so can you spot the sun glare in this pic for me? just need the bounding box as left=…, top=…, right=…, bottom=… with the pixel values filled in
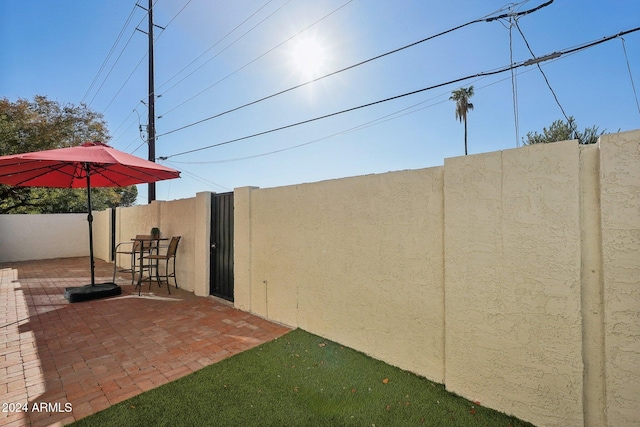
left=289, top=36, right=327, bottom=79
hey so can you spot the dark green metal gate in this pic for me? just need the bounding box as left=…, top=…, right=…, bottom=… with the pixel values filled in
left=210, top=192, right=234, bottom=301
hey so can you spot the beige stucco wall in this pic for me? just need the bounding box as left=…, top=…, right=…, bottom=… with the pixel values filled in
left=159, top=197, right=197, bottom=294
left=444, top=141, right=584, bottom=427
left=579, top=143, right=607, bottom=427
left=2, top=131, right=638, bottom=426
left=234, top=131, right=640, bottom=427
left=113, top=192, right=211, bottom=296
left=236, top=167, right=446, bottom=383
left=92, top=208, right=112, bottom=263
left=0, top=192, right=212, bottom=296
left=113, top=201, right=161, bottom=277
left=0, top=213, right=89, bottom=262
left=599, top=130, right=640, bottom=427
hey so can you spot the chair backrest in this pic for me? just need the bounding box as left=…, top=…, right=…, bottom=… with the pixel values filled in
left=167, top=236, right=181, bottom=257
left=135, top=234, right=153, bottom=251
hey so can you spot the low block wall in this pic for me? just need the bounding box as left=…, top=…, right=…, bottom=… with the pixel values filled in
left=234, top=130, right=640, bottom=427
left=0, top=193, right=212, bottom=297
left=113, top=192, right=211, bottom=296
left=0, top=213, right=89, bottom=262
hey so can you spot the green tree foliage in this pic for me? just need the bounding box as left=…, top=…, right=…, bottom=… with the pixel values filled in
left=0, top=96, right=138, bottom=213
left=523, top=117, right=605, bottom=145
left=450, top=86, right=475, bottom=155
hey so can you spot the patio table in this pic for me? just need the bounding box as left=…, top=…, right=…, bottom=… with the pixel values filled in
left=132, top=236, right=167, bottom=295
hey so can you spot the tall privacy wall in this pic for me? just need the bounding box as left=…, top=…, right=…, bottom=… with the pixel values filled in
left=234, top=130, right=640, bottom=427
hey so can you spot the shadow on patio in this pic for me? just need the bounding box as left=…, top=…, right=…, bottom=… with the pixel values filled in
left=1, top=257, right=291, bottom=427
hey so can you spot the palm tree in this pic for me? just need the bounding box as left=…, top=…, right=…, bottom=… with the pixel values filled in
left=450, top=86, right=475, bottom=155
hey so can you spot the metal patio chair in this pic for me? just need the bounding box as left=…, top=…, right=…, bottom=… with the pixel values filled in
left=143, top=236, right=181, bottom=293
left=112, top=234, right=154, bottom=284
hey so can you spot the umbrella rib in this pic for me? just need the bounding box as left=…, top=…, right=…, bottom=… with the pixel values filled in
left=90, top=164, right=176, bottom=185
left=106, top=168, right=168, bottom=183
left=0, top=144, right=179, bottom=189
left=0, top=161, right=82, bottom=187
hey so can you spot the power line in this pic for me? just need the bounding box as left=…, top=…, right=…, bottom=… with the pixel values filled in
left=161, top=0, right=193, bottom=31
left=620, top=37, right=640, bottom=119
left=167, top=73, right=534, bottom=165
left=156, top=0, right=278, bottom=95
left=158, top=26, right=640, bottom=160
left=168, top=95, right=453, bottom=165
left=163, top=160, right=231, bottom=192
left=514, top=19, right=573, bottom=129
left=100, top=52, right=147, bottom=114
left=89, top=11, right=149, bottom=109
left=158, top=66, right=516, bottom=159
left=157, top=0, right=555, bottom=138
left=100, top=0, right=192, bottom=145
left=81, top=4, right=139, bottom=105
left=504, top=12, right=521, bottom=147
left=159, top=0, right=352, bottom=118
left=104, top=0, right=275, bottom=146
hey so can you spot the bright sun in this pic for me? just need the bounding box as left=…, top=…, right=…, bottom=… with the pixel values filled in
left=289, top=36, right=327, bottom=79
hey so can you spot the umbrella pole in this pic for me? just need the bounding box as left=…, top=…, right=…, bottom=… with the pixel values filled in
left=85, top=163, right=96, bottom=286
left=63, top=162, right=120, bottom=302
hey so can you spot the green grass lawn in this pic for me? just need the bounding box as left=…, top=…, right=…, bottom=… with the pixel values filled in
left=71, top=329, right=535, bottom=426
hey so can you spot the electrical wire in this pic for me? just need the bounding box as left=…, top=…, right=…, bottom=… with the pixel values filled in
left=166, top=70, right=541, bottom=165
left=620, top=37, right=640, bottom=119
left=81, top=4, right=139, bottom=105
left=99, top=0, right=178, bottom=115
left=508, top=14, right=520, bottom=147
left=156, top=0, right=277, bottom=94
left=89, top=12, right=149, bottom=109
left=104, top=0, right=276, bottom=149
left=100, top=53, right=148, bottom=114
left=159, top=0, right=353, bottom=118
left=161, top=0, right=193, bottom=32
left=158, top=26, right=640, bottom=160
left=513, top=20, right=573, bottom=132
left=105, top=0, right=549, bottom=151
left=168, top=97, right=452, bottom=165
left=163, top=161, right=231, bottom=191
left=157, top=0, right=555, bottom=138
left=99, top=0, right=192, bottom=143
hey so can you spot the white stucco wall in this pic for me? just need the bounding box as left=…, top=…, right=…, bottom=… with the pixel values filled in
left=0, top=213, right=88, bottom=262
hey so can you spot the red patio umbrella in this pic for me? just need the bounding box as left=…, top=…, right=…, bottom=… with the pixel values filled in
left=0, top=141, right=180, bottom=302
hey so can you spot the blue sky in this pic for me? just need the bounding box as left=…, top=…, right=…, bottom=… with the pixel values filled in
left=2, top=0, right=639, bottom=202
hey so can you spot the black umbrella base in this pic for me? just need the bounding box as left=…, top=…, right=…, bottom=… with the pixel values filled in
left=64, top=283, right=122, bottom=303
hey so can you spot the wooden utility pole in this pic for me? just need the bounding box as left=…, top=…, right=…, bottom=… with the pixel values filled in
left=147, top=0, right=156, bottom=203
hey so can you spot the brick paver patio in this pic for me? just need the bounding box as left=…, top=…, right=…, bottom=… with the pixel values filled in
left=0, top=257, right=291, bottom=426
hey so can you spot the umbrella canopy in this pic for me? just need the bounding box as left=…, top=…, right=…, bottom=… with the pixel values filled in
left=0, top=141, right=179, bottom=187
left=0, top=141, right=180, bottom=301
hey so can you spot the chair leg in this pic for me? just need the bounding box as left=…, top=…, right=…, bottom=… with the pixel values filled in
left=112, top=253, right=135, bottom=285
left=172, top=256, right=178, bottom=289
left=130, top=253, right=136, bottom=285
left=148, top=262, right=153, bottom=291
left=165, top=260, right=171, bottom=294
left=155, top=260, right=162, bottom=289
